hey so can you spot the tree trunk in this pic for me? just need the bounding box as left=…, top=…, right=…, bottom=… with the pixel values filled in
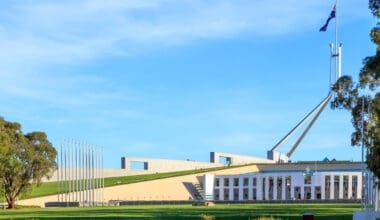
left=7, top=197, right=16, bottom=209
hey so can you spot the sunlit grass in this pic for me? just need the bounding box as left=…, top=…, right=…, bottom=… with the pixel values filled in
left=0, top=203, right=360, bottom=220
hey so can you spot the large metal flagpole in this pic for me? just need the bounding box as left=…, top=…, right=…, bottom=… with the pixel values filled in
left=95, top=147, right=98, bottom=205
left=75, top=141, right=79, bottom=202
left=331, top=0, right=342, bottom=85
left=102, top=146, right=104, bottom=206
left=85, top=143, right=89, bottom=205
left=55, top=140, right=104, bottom=207
left=82, top=141, right=85, bottom=204
left=66, top=140, right=68, bottom=204
left=57, top=143, right=60, bottom=202
left=90, top=145, right=95, bottom=206
left=78, top=142, right=81, bottom=204
left=335, top=0, right=339, bottom=79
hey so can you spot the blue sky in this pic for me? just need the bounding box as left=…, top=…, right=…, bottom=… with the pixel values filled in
left=0, top=0, right=375, bottom=168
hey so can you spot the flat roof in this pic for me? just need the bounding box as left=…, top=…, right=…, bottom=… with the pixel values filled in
left=256, top=162, right=364, bottom=172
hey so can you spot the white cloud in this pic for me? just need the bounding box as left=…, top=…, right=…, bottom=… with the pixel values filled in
left=0, top=0, right=368, bottom=119
left=0, top=0, right=367, bottom=69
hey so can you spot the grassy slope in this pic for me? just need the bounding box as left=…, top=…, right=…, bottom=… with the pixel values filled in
left=20, top=164, right=248, bottom=199
left=0, top=204, right=360, bottom=220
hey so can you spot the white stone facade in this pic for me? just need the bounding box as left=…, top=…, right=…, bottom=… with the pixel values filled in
left=204, top=170, right=363, bottom=201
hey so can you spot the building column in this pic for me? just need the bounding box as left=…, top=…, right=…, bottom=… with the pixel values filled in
left=238, top=177, right=243, bottom=201
left=321, top=174, right=326, bottom=200
left=229, top=177, right=233, bottom=201
left=311, top=185, right=315, bottom=200
left=281, top=176, right=286, bottom=200
left=257, top=176, right=263, bottom=200
left=248, top=176, right=253, bottom=200
left=321, top=174, right=325, bottom=200
left=219, top=178, right=224, bottom=200
left=301, top=185, right=305, bottom=200
left=339, top=175, right=344, bottom=199
left=348, top=175, right=352, bottom=199
left=357, top=174, right=362, bottom=200
left=273, top=176, right=278, bottom=200
left=330, top=175, right=335, bottom=199
left=265, top=176, right=269, bottom=200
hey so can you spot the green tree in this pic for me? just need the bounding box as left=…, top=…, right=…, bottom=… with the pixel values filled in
left=0, top=117, right=56, bottom=209
left=331, top=0, right=380, bottom=179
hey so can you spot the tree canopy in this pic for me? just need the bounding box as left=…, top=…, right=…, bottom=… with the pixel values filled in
left=331, top=0, right=380, bottom=179
left=0, top=117, right=56, bottom=209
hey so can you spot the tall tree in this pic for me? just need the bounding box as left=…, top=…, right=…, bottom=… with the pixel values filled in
left=0, top=117, right=56, bottom=209
left=331, top=0, right=380, bottom=179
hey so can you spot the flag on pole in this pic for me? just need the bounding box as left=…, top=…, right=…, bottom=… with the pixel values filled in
left=320, top=5, right=336, bottom=32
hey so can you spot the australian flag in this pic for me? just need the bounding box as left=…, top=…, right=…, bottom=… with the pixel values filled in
left=320, top=5, right=336, bottom=32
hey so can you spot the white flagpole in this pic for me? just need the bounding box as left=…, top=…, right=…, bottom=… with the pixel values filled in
left=78, top=141, right=80, bottom=203
left=64, top=140, right=68, bottom=204
left=75, top=141, right=78, bottom=202
left=335, top=0, right=341, bottom=80
left=101, top=147, right=104, bottom=206
left=329, top=43, right=334, bottom=89
left=57, top=143, right=60, bottom=202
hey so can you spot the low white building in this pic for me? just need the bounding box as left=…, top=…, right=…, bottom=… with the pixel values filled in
left=203, top=162, right=364, bottom=201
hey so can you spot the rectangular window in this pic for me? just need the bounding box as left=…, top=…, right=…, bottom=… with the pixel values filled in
left=325, top=176, right=331, bottom=200
left=268, top=177, right=274, bottom=200
left=304, top=175, right=311, bottom=185
left=243, top=177, right=249, bottom=187
left=234, top=178, right=239, bottom=187
left=352, top=175, right=358, bottom=199
left=334, top=175, right=340, bottom=199
left=294, top=186, right=301, bottom=200
left=277, top=176, right=282, bottom=200
left=243, top=188, right=249, bottom=200
left=224, top=178, right=230, bottom=187
left=304, top=186, right=311, bottom=199
left=215, top=178, right=220, bottom=187
left=233, top=188, right=239, bottom=200
left=315, top=186, right=321, bottom=200
left=224, top=189, right=229, bottom=200
left=343, top=175, right=349, bottom=199
left=130, top=161, right=148, bottom=170
left=253, top=177, right=257, bottom=187
left=214, top=189, right=220, bottom=200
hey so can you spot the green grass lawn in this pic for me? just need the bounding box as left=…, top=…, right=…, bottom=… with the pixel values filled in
left=18, top=164, right=248, bottom=200
left=0, top=203, right=360, bottom=220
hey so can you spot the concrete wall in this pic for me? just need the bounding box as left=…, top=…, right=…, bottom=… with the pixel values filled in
left=267, top=150, right=289, bottom=163
left=121, top=157, right=222, bottom=175
left=43, top=151, right=273, bottom=182
left=19, top=165, right=260, bottom=207
left=203, top=174, right=215, bottom=201
left=210, top=152, right=275, bottom=165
